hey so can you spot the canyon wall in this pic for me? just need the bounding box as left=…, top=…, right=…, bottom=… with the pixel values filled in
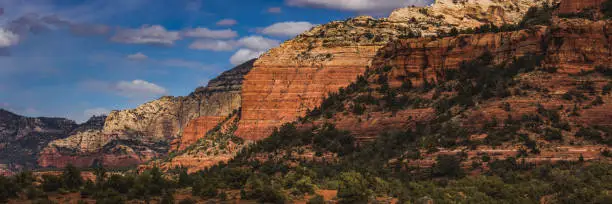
left=558, top=0, right=605, bottom=14
left=38, top=60, right=255, bottom=168
left=236, top=0, right=550, bottom=140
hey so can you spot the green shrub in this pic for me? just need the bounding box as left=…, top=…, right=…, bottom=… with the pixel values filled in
left=0, top=176, right=19, bottom=202
left=432, top=155, right=465, bottom=178
left=41, top=174, right=63, bottom=192
left=337, top=171, right=372, bottom=204
left=603, top=82, right=612, bottom=95
left=544, top=128, right=563, bottom=141
left=307, top=195, right=325, bottom=204
left=62, top=164, right=83, bottom=190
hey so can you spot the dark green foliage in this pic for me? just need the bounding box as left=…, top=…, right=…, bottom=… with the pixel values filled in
left=337, top=171, right=372, bottom=204
left=432, top=155, right=464, bottom=178
left=0, top=176, right=19, bottom=202
left=160, top=190, right=175, bottom=204
left=519, top=4, right=554, bottom=28
left=591, top=96, right=604, bottom=106
left=62, top=164, right=83, bottom=190
left=192, top=177, right=218, bottom=197
left=307, top=194, right=325, bottom=204
left=603, top=82, right=612, bottom=95
left=41, top=174, right=63, bottom=192
left=351, top=103, right=366, bottom=115
left=596, top=66, right=612, bottom=77
left=544, top=128, right=563, bottom=141
left=240, top=174, right=287, bottom=203
left=602, top=0, right=612, bottom=19
left=576, top=127, right=603, bottom=142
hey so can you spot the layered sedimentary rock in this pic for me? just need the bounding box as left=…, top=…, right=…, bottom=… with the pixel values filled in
left=0, top=109, right=78, bottom=173
left=38, top=60, right=255, bottom=168
left=372, top=27, right=549, bottom=87
left=558, top=0, right=605, bottom=14
left=388, top=0, right=554, bottom=30
left=544, top=18, right=612, bottom=73
left=236, top=0, right=551, bottom=140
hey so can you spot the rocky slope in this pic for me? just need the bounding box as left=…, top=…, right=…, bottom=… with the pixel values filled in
left=0, top=109, right=78, bottom=174
left=299, top=13, right=612, bottom=168
left=38, top=60, right=255, bottom=168
left=235, top=0, right=553, bottom=140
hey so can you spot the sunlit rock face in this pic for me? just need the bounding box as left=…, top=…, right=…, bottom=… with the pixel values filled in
left=235, top=0, right=551, bottom=140
left=38, top=60, right=255, bottom=168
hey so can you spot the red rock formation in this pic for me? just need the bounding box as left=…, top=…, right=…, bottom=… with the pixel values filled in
left=544, top=19, right=612, bottom=74
left=558, top=0, right=605, bottom=14
left=372, top=27, right=549, bottom=87
left=171, top=116, right=223, bottom=151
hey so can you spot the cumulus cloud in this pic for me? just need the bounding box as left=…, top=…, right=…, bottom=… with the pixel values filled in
left=261, top=21, right=315, bottom=37
left=285, top=0, right=432, bottom=14
left=267, top=7, right=282, bottom=13
left=189, top=39, right=236, bottom=51
left=183, top=27, right=238, bottom=39
left=216, top=19, right=238, bottom=26
left=230, top=48, right=264, bottom=65
left=113, top=80, right=168, bottom=98
left=238, top=36, right=280, bottom=50
left=0, top=29, right=20, bottom=48
left=83, top=79, right=168, bottom=98
left=84, top=108, right=110, bottom=118
left=126, top=52, right=148, bottom=61
left=188, top=35, right=279, bottom=53
left=112, top=25, right=181, bottom=46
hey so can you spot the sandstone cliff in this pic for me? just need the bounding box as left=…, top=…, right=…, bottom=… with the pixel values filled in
left=38, top=60, right=255, bottom=168
left=235, top=0, right=551, bottom=140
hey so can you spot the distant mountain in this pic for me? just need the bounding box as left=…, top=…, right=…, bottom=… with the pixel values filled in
left=0, top=109, right=94, bottom=174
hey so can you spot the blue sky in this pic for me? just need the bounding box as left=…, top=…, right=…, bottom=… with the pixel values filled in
left=0, top=0, right=429, bottom=122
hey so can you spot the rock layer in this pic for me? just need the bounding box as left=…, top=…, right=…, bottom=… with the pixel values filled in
left=236, top=0, right=551, bottom=140
left=38, top=60, right=255, bottom=168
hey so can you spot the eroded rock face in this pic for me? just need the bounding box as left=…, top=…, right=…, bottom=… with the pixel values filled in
left=38, top=60, right=255, bottom=168
left=0, top=109, right=78, bottom=173
left=558, top=0, right=605, bottom=14
left=544, top=19, right=612, bottom=73
left=388, top=0, right=554, bottom=30
left=236, top=0, right=550, bottom=140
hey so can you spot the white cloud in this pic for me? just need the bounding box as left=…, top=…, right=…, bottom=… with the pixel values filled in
left=187, top=35, right=279, bottom=53
left=111, top=25, right=181, bottom=46
left=189, top=39, right=236, bottom=51
left=216, top=19, right=237, bottom=26
left=261, top=21, right=315, bottom=37
left=0, top=28, right=20, bottom=48
left=114, top=80, right=167, bottom=98
left=84, top=108, right=110, bottom=118
left=230, top=48, right=264, bottom=65
left=238, top=36, right=280, bottom=50
left=285, top=0, right=432, bottom=14
left=183, top=27, right=238, bottom=39
left=267, top=7, right=282, bottom=13
left=126, top=52, right=148, bottom=61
